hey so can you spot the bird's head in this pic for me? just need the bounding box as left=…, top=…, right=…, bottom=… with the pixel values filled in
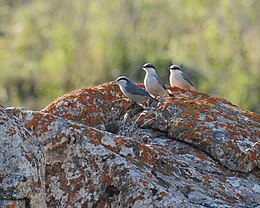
left=142, top=63, right=156, bottom=74
left=169, top=65, right=182, bottom=71
left=113, top=76, right=130, bottom=87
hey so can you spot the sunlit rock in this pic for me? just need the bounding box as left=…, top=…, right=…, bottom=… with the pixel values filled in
left=0, top=83, right=259, bottom=207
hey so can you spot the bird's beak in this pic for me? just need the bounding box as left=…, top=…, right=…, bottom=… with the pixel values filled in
left=112, top=80, right=116, bottom=84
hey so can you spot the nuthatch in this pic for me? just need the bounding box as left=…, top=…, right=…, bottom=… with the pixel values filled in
left=169, top=65, right=196, bottom=91
left=142, top=63, right=168, bottom=98
left=113, top=76, right=156, bottom=107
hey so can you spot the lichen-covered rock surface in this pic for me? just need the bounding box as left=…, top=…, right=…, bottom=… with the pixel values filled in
left=0, top=82, right=260, bottom=207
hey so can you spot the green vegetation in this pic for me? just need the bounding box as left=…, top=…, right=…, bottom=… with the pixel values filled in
left=0, top=0, right=259, bottom=113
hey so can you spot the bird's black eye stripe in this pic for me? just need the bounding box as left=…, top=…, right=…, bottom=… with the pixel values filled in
left=169, top=65, right=181, bottom=70
left=117, top=78, right=127, bottom=82
left=143, top=63, right=155, bottom=69
left=116, top=77, right=129, bottom=83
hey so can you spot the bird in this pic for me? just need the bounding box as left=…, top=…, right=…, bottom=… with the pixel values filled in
left=142, top=63, right=169, bottom=98
left=113, top=76, right=157, bottom=107
left=169, top=65, right=196, bottom=91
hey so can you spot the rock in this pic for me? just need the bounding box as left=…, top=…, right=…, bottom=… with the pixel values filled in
left=0, top=83, right=259, bottom=207
left=0, top=106, right=46, bottom=208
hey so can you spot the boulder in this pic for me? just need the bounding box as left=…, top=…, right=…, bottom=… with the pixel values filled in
left=0, top=83, right=259, bottom=207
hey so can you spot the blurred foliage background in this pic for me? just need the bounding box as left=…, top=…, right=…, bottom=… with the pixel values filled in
left=0, top=0, right=259, bottom=113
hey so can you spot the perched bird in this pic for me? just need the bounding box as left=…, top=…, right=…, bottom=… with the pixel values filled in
left=142, top=63, right=168, bottom=98
left=169, top=65, right=196, bottom=91
left=113, top=76, right=156, bottom=107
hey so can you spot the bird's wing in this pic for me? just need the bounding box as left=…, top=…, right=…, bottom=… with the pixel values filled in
left=125, top=83, right=151, bottom=97
left=154, top=74, right=167, bottom=90
left=181, top=71, right=194, bottom=87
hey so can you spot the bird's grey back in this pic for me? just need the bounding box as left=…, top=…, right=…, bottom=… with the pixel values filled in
left=153, top=74, right=167, bottom=90
left=125, top=81, right=150, bottom=97
left=180, top=71, right=194, bottom=87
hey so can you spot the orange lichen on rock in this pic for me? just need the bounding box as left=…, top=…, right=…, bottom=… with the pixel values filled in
left=146, top=172, right=153, bottom=178
left=41, top=83, right=130, bottom=127
left=160, top=191, right=168, bottom=197
left=193, top=150, right=207, bottom=161
left=6, top=203, right=16, bottom=208
left=25, top=112, right=42, bottom=130
left=33, top=180, right=42, bottom=188
left=1, top=82, right=260, bottom=207
left=100, top=173, right=113, bottom=184
left=137, top=143, right=159, bottom=164
left=204, top=173, right=210, bottom=182
left=136, top=85, right=260, bottom=173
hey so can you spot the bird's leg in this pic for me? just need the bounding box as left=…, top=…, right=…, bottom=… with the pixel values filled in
left=143, top=99, right=156, bottom=109
left=156, top=96, right=167, bottom=107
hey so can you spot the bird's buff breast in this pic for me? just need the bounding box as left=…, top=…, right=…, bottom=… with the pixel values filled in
left=170, top=73, right=194, bottom=90
left=145, top=75, right=166, bottom=96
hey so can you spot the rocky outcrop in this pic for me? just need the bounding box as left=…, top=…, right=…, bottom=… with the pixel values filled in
left=0, top=82, right=259, bottom=207
left=0, top=106, right=45, bottom=207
